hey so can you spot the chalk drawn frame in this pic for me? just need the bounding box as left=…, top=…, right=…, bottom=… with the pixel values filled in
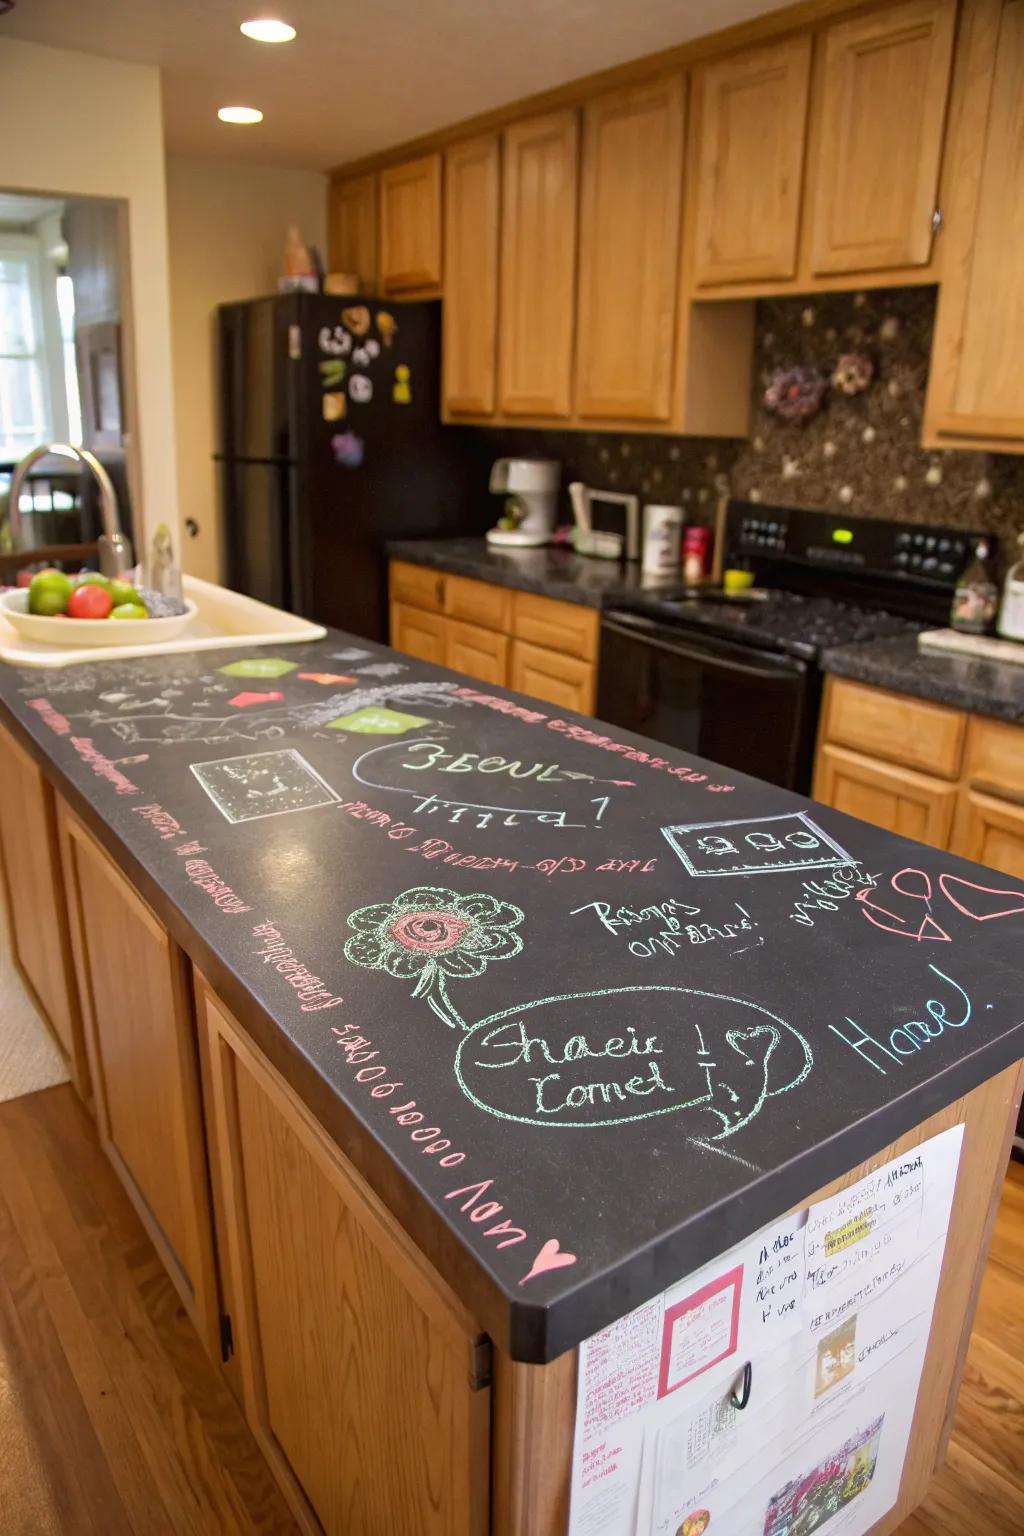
left=454, top=984, right=813, bottom=1138
left=661, top=811, right=854, bottom=878
left=190, top=748, right=341, bottom=824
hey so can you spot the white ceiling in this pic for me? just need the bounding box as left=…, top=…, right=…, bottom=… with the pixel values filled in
left=1, top=0, right=779, bottom=171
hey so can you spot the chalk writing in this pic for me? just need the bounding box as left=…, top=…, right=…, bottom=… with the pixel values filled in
left=456, top=986, right=812, bottom=1139
left=191, top=748, right=340, bottom=823
left=26, top=696, right=70, bottom=735
left=252, top=921, right=343, bottom=1010
left=939, top=872, right=1024, bottom=922
left=344, top=885, right=524, bottom=1030
left=182, top=858, right=251, bottom=915
left=857, top=866, right=1024, bottom=942
left=662, top=811, right=854, bottom=878
left=571, top=896, right=759, bottom=958
left=829, top=964, right=973, bottom=1074
left=69, top=737, right=141, bottom=795
left=790, top=866, right=879, bottom=927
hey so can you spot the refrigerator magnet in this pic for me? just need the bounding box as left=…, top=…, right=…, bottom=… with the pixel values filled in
left=318, top=324, right=350, bottom=356
left=351, top=346, right=371, bottom=368
left=322, top=391, right=346, bottom=422
left=319, top=359, right=346, bottom=388
left=365, top=338, right=381, bottom=359
left=348, top=374, right=373, bottom=404
left=331, top=431, right=365, bottom=468
left=393, top=364, right=412, bottom=404
left=341, top=305, right=371, bottom=336
left=377, top=311, right=397, bottom=345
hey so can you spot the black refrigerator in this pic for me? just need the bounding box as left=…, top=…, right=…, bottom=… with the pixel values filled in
left=215, top=294, right=489, bottom=640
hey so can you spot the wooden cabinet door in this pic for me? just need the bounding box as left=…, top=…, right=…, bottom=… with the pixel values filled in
left=499, top=110, right=579, bottom=417
left=927, top=0, right=1024, bottom=443
left=329, top=173, right=378, bottom=289
left=390, top=601, right=448, bottom=665
left=444, top=619, right=509, bottom=686
left=575, top=76, right=684, bottom=420
left=810, top=0, right=956, bottom=274
left=379, top=154, right=443, bottom=292
left=443, top=135, right=500, bottom=417
left=199, top=984, right=489, bottom=1536
left=692, top=36, right=811, bottom=285
left=510, top=640, right=595, bottom=714
left=0, top=723, right=87, bottom=1092
left=57, top=806, right=220, bottom=1353
left=813, top=743, right=957, bottom=848
left=951, top=788, right=1024, bottom=879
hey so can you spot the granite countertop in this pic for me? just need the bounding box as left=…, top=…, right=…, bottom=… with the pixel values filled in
left=386, top=536, right=678, bottom=608
left=822, top=633, right=1024, bottom=724
left=2, top=635, right=1023, bottom=1362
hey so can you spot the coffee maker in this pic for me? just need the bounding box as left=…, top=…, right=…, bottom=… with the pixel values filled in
left=486, top=458, right=560, bottom=548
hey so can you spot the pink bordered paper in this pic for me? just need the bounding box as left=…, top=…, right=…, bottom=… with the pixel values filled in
left=657, top=1263, right=743, bottom=1398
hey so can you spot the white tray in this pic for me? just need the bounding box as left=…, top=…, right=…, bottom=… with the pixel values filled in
left=918, top=627, right=1024, bottom=667
left=0, top=575, right=326, bottom=667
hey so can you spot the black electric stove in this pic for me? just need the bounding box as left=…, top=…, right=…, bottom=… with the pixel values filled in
left=597, top=502, right=991, bottom=794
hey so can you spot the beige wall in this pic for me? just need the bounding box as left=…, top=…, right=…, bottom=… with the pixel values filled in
left=0, top=37, right=177, bottom=556
left=166, top=156, right=327, bottom=583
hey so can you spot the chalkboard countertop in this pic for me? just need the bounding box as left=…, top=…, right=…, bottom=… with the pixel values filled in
left=821, top=633, right=1024, bottom=724
left=2, top=633, right=1022, bottom=1362
left=386, top=536, right=678, bottom=608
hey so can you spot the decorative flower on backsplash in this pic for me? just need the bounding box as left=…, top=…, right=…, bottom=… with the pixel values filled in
left=763, top=366, right=828, bottom=423
left=344, top=885, right=524, bottom=1029
left=832, top=351, right=874, bottom=396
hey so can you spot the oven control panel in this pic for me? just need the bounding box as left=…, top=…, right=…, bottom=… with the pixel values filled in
left=726, top=502, right=989, bottom=587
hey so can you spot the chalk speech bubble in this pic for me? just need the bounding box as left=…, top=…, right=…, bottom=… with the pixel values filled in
left=454, top=985, right=812, bottom=1140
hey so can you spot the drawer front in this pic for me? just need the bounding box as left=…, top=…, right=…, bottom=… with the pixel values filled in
left=511, top=590, right=599, bottom=662
left=444, top=619, right=509, bottom=686
left=390, top=602, right=447, bottom=665
left=822, top=678, right=966, bottom=779
left=389, top=560, right=445, bottom=612
left=813, top=743, right=957, bottom=849
left=444, top=573, right=511, bottom=632
left=962, top=717, right=1024, bottom=802
left=510, top=640, right=596, bottom=714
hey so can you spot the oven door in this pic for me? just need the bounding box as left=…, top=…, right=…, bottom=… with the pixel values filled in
left=597, top=610, right=816, bottom=791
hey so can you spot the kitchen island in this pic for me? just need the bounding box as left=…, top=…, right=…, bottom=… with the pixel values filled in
left=0, top=632, right=1021, bottom=1536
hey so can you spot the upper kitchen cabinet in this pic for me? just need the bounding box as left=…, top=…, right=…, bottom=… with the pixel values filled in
left=925, top=0, right=1024, bottom=449
left=329, top=173, right=378, bottom=291
left=379, top=154, right=443, bottom=293
left=575, top=76, right=685, bottom=421
left=809, top=0, right=957, bottom=274
left=442, top=134, right=501, bottom=418
left=499, top=110, right=579, bottom=417
left=691, top=36, right=812, bottom=286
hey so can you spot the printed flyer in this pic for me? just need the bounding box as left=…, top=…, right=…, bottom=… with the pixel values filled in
left=567, top=1125, right=964, bottom=1536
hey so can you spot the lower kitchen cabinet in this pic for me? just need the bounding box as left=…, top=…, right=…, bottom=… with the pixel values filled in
left=388, top=561, right=599, bottom=711
left=509, top=639, right=596, bottom=715
left=197, top=979, right=490, bottom=1536
left=0, top=722, right=88, bottom=1093
left=814, top=741, right=958, bottom=847
left=57, top=803, right=220, bottom=1355
left=814, top=677, right=1024, bottom=875
left=445, top=617, right=509, bottom=685
left=390, top=600, right=447, bottom=666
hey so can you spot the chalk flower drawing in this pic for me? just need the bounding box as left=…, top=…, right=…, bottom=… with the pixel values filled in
left=344, top=885, right=524, bottom=1029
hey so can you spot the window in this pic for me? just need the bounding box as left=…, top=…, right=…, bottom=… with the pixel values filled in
left=0, top=235, right=54, bottom=460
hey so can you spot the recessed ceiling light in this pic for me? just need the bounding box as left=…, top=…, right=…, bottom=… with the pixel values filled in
left=218, top=105, right=264, bottom=124
left=240, top=17, right=296, bottom=43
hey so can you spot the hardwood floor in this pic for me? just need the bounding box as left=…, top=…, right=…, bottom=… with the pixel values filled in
left=0, top=1083, right=299, bottom=1535
left=0, top=1082, right=1020, bottom=1535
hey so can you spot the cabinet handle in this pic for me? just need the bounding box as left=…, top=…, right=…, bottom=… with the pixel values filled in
left=931, top=206, right=944, bottom=235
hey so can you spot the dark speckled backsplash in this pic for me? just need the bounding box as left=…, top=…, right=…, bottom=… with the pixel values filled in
left=476, top=287, right=1023, bottom=577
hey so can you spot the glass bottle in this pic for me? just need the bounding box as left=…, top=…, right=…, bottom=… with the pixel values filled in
left=951, top=537, right=998, bottom=634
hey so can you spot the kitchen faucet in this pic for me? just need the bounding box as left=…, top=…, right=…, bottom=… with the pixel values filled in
left=5, top=441, right=133, bottom=577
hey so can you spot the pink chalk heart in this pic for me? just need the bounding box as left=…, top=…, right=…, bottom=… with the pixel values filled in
left=519, top=1239, right=577, bottom=1287
left=939, top=873, right=1024, bottom=922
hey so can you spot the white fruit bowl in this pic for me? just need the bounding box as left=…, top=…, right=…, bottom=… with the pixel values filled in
left=0, top=588, right=197, bottom=648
